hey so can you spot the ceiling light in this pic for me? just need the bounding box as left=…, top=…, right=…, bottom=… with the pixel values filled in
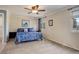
left=32, top=10, right=38, bottom=13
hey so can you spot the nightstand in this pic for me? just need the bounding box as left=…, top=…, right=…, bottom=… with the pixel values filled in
left=9, top=32, right=16, bottom=38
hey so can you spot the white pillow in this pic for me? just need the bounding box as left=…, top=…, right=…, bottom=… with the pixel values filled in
left=24, top=28, right=28, bottom=32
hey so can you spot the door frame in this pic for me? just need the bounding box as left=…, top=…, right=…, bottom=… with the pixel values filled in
left=0, top=13, right=5, bottom=45
left=0, top=10, right=7, bottom=53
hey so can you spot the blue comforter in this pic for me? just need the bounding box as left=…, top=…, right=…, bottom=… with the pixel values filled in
left=15, top=32, right=42, bottom=43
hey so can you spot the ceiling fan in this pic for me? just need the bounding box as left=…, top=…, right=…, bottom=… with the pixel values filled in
left=24, top=5, right=45, bottom=14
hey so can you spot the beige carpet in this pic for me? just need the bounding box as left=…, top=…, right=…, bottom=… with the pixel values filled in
left=1, top=39, right=79, bottom=54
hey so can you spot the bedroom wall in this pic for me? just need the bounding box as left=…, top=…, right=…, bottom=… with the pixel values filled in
left=41, top=9, right=79, bottom=50
left=9, top=14, right=38, bottom=32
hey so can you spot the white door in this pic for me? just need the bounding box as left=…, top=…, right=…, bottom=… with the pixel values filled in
left=0, top=14, right=4, bottom=50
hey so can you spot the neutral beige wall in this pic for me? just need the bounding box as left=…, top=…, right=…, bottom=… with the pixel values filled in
left=41, top=10, right=79, bottom=50
left=9, top=14, right=38, bottom=32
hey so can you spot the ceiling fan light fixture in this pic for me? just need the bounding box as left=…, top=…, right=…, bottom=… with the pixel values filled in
left=32, top=10, right=38, bottom=13
left=24, top=5, right=45, bottom=14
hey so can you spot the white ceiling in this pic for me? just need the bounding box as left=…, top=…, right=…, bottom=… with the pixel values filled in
left=0, top=5, right=67, bottom=17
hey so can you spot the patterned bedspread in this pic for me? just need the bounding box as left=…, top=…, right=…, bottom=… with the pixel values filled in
left=15, top=32, right=42, bottom=43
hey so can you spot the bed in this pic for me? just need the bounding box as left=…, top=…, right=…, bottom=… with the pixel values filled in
left=15, top=28, right=42, bottom=43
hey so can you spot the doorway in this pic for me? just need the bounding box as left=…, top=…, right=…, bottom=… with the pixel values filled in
left=0, top=13, right=4, bottom=51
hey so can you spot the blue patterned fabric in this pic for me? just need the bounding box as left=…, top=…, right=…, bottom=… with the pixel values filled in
left=15, top=32, right=42, bottom=43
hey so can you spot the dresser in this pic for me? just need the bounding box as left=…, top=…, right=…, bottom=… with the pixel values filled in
left=9, top=32, right=16, bottom=38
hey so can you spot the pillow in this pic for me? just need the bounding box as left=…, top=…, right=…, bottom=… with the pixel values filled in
left=24, top=28, right=28, bottom=32
left=28, top=28, right=35, bottom=32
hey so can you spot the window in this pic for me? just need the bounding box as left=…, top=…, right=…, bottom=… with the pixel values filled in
left=71, top=7, right=79, bottom=31
left=68, top=6, right=79, bottom=32
left=73, top=17, right=79, bottom=30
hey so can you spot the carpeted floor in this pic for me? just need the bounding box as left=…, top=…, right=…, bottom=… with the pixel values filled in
left=1, top=39, right=79, bottom=54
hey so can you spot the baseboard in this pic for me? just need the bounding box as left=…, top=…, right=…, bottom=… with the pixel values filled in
left=44, top=36, right=79, bottom=52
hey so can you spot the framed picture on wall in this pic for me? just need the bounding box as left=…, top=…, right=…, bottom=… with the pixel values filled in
left=48, top=20, right=53, bottom=26
left=22, top=20, right=30, bottom=28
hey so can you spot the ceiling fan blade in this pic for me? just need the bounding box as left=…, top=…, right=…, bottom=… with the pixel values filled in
left=38, top=10, right=45, bottom=11
left=24, top=8, right=31, bottom=10
left=36, top=12, right=39, bottom=14
left=28, top=12, right=32, bottom=14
